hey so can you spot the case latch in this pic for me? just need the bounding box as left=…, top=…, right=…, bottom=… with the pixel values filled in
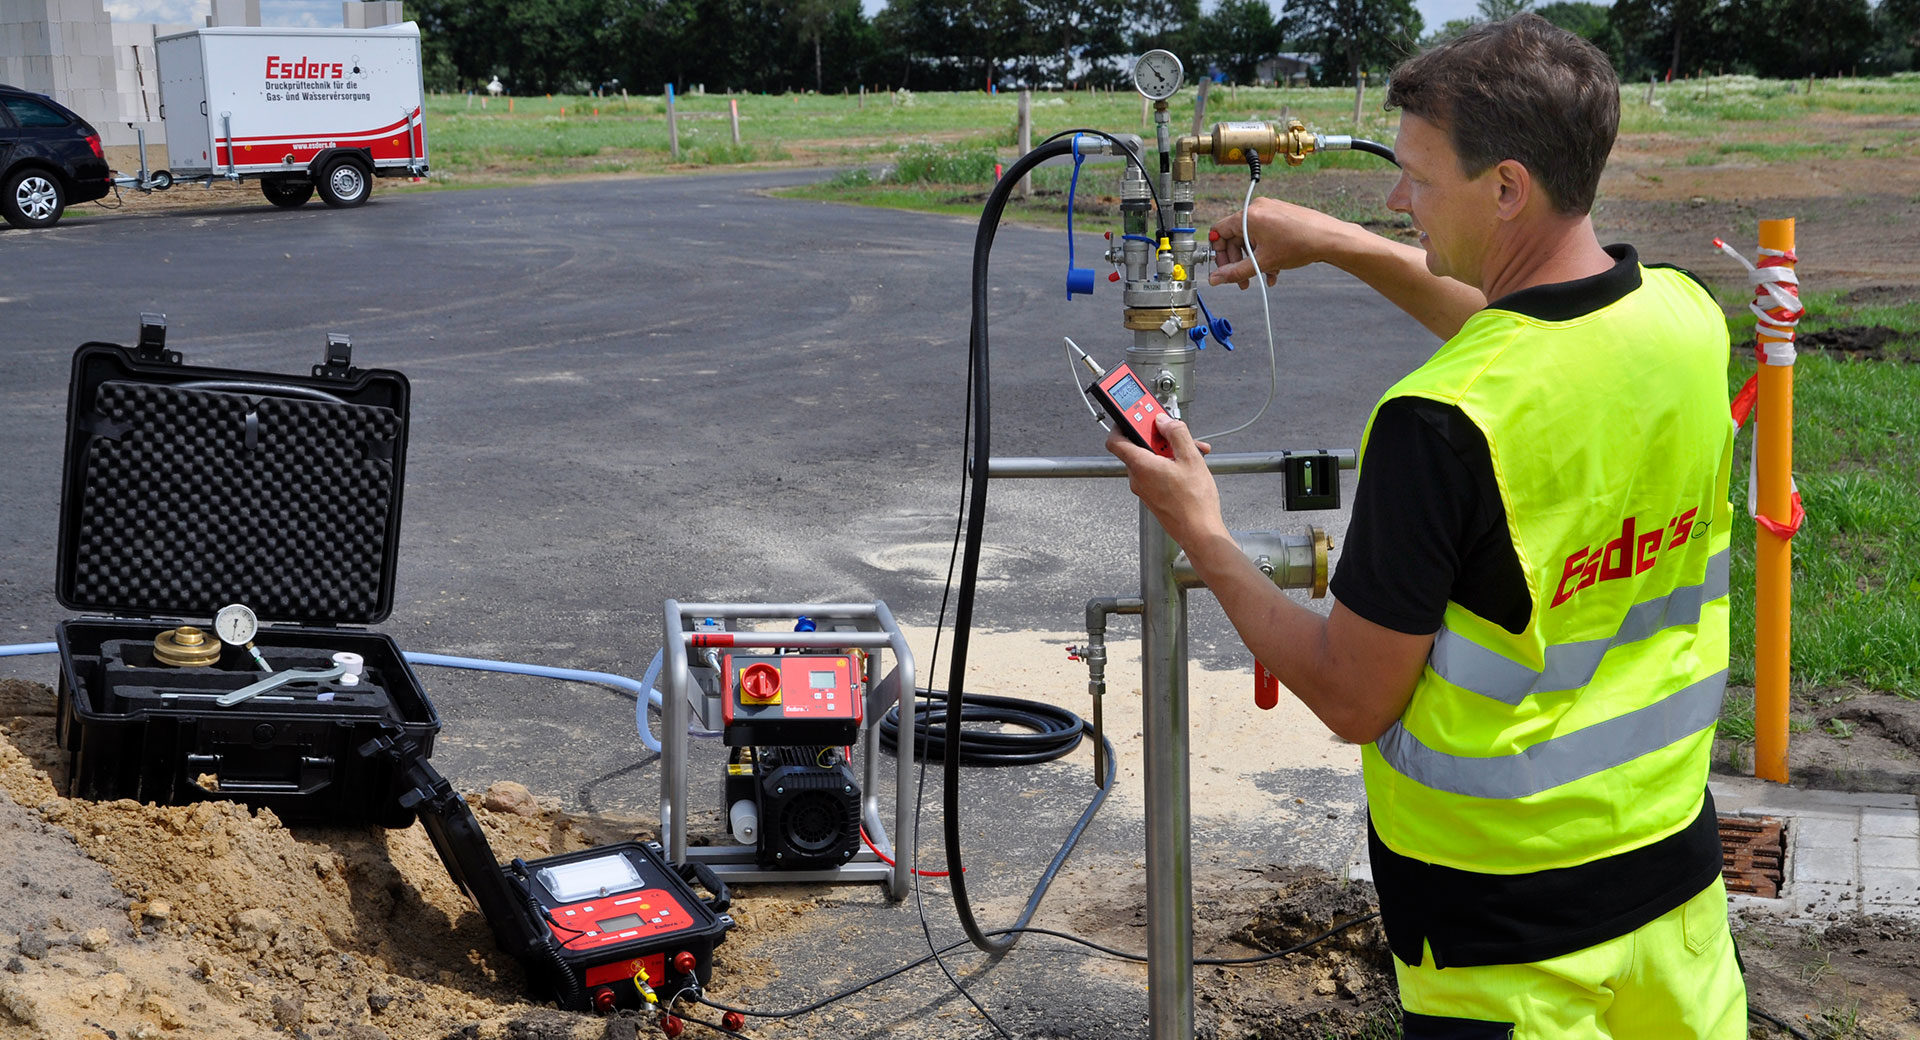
left=134, top=312, right=182, bottom=365
left=313, top=332, right=358, bottom=380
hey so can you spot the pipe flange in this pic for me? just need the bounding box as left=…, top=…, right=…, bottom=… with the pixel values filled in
left=154, top=626, right=222, bottom=667
left=1123, top=307, right=1198, bottom=331
left=1311, top=526, right=1334, bottom=599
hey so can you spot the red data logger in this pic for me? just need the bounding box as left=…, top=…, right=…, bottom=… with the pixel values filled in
left=1090, top=363, right=1174, bottom=458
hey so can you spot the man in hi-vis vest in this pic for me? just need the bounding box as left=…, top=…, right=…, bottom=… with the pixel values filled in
left=1108, top=13, right=1744, bottom=1040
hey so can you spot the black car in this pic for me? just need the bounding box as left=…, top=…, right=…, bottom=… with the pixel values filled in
left=0, top=84, right=111, bottom=229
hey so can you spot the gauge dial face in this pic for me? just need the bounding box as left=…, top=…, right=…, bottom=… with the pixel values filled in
left=214, top=603, right=258, bottom=646
left=1133, top=50, right=1184, bottom=101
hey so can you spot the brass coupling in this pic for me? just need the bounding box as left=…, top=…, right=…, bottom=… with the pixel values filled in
left=1177, top=119, right=1320, bottom=172
left=1122, top=306, right=1199, bottom=332
left=154, top=625, right=222, bottom=667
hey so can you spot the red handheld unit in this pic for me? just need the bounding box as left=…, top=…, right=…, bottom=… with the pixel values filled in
left=1089, top=364, right=1173, bottom=458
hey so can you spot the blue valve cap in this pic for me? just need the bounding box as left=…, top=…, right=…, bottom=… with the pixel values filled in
left=1209, top=316, right=1234, bottom=351
left=1066, top=267, right=1096, bottom=298
left=794, top=616, right=817, bottom=632
left=1188, top=326, right=1208, bottom=348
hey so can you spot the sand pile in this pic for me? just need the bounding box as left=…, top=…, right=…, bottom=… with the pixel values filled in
left=0, top=678, right=662, bottom=1040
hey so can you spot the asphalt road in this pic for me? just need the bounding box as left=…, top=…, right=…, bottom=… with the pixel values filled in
left=0, top=170, right=1437, bottom=1036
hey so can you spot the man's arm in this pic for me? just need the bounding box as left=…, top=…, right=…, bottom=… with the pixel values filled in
left=1107, top=417, right=1433, bottom=744
left=1208, top=198, right=1486, bottom=341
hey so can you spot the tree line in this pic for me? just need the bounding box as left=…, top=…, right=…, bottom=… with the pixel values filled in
left=408, top=0, right=1920, bottom=98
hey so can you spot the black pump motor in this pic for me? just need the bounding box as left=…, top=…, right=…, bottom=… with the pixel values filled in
left=727, top=745, right=860, bottom=870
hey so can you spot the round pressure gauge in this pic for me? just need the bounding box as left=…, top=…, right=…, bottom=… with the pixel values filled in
left=1133, top=50, right=1184, bottom=101
left=213, top=603, right=259, bottom=646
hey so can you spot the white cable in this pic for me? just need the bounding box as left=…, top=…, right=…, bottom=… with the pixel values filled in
left=1197, top=175, right=1279, bottom=442
left=1063, top=336, right=1106, bottom=422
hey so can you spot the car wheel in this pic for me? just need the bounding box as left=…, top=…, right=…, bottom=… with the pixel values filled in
left=3, top=168, right=66, bottom=229
left=261, top=177, right=315, bottom=209
left=315, top=157, right=370, bottom=208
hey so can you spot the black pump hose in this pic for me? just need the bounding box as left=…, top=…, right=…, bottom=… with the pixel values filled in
left=1349, top=138, right=1399, bottom=166
left=880, top=689, right=1084, bottom=765
left=946, top=134, right=1081, bottom=958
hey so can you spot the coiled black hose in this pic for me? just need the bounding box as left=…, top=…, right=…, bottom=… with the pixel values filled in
left=879, top=690, right=1085, bottom=766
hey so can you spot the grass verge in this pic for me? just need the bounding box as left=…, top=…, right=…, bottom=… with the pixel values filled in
left=1725, top=288, right=1920, bottom=699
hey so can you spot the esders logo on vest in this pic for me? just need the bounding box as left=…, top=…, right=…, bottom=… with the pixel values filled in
left=1552, top=507, right=1711, bottom=608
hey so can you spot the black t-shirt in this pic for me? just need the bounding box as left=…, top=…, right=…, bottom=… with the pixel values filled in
left=1336, top=245, right=1729, bottom=969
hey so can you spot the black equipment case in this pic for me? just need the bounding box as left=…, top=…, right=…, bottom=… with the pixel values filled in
left=51, top=316, right=440, bottom=827
left=370, top=729, right=733, bottom=1012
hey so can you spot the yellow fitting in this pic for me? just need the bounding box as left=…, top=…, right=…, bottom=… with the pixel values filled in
left=1172, top=264, right=1186, bottom=281
left=635, top=965, right=659, bottom=1004
left=1157, top=236, right=1171, bottom=253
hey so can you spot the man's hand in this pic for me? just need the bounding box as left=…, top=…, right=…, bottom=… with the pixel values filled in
left=1105, top=414, right=1221, bottom=548
left=1208, top=198, right=1363, bottom=290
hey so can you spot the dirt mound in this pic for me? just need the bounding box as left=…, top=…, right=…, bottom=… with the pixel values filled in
left=0, top=679, right=634, bottom=1040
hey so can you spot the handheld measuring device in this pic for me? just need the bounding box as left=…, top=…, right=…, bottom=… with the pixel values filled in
left=1067, top=337, right=1174, bottom=458
left=1091, top=364, right=1173, bottom=457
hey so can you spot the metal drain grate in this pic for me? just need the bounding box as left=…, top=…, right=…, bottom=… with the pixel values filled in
left=1720, top=815, right=1785, bottom=898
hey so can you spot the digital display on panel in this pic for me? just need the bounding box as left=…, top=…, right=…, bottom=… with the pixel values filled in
left=596, top=913, right=645, bottom=931
left=810, top=670, right=837, bottom=689
left=1108, top=375, right=1146, bottom=409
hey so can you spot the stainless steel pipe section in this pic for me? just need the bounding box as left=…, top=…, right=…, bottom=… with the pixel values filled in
left=1139, top=506, right=1194, bottom=1040
left=1173, top=528, right=1321, bottom=589
left=983, top=449, right=1355, bottom=479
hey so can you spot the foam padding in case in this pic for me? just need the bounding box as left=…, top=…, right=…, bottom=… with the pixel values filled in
left=58, top=344, right=409, bottom=625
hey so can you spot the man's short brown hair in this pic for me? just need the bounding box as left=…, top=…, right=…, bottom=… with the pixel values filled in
left=1385, top=13, right=1619, bottom=215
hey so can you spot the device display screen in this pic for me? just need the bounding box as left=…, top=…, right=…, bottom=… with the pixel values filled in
left=597, top=913, right=645, bottom=931
left=1107, top=375, right=1146, bottom=409
left=809, top=670, right=836, bottom=690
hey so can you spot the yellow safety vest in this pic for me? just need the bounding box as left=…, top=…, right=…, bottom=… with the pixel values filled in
left=1360, top=264, right=1735, bottom=876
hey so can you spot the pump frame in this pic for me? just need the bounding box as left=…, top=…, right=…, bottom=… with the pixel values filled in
left=657, top=600, right=916, bottom=899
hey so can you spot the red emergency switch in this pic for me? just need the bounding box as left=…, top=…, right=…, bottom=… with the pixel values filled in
left=740, top=662, right=781, bottom=703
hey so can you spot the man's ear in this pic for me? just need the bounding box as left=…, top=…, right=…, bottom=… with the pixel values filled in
left=1494, top=159, right=1531, bottom=221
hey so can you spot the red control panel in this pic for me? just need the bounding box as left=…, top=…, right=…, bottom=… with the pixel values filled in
left=551, top=888, right=698, bottom=953
left=721, top=653, right=863, bottom=745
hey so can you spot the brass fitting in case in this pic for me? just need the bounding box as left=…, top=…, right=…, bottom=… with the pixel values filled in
left=154, top=626, right=223, bottom=667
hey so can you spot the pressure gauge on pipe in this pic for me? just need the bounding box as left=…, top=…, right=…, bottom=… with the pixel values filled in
left=1132, top=49, right=1184, bottom=101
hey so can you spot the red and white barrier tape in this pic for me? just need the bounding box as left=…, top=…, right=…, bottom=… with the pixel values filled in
left=1715, top=237, right=1806, bottom=539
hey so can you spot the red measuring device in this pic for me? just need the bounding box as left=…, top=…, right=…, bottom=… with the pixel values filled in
left=1089, top=363, right=1174, bottom=458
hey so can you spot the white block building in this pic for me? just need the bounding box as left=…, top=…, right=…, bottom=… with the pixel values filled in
left=0, top=0, right=401, bottom=148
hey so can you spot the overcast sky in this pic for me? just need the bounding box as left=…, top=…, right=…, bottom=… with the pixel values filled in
left=108, top=0, right=1601, bottom=37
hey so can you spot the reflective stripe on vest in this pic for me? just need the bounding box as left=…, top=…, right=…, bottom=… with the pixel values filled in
left=1374, top=668, right=1727, bottom=799
left=1429, top=550, right=1731, bottom=706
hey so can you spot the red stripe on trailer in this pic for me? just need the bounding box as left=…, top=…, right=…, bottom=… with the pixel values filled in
left=215, top=108, right=423, bottom=167
left=690, top=634, right=734, bottom=648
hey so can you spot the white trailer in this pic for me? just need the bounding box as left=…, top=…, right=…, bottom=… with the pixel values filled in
left=145, top=22, right=427, bottom=209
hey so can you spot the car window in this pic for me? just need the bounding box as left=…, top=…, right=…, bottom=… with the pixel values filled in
left=3, top=97, right=70, bottom=128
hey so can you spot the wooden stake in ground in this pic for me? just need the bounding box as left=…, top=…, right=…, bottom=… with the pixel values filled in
left=1191, top=77, right=1211, bottom=137
left=666, top=84, right=680, bottom=160
left=729, top=98, right=740, bottom=146
left=1646, top=74, right=1656, bottom=105
left=1753, top=218, right=1799, bottom=785
left=1141, top=94, right=1150, bottom=127
left=1017, top=89, right=1033, bottom=199
left=1352, top=70, right=1366, bottom=128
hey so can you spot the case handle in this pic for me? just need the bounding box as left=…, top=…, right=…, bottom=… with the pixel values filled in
left=677, top=859, right=731, bottom=914
left=185, top=753, right=336, bottom=795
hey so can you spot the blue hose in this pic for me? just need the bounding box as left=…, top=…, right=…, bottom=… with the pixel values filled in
left=0, top=640, right=713, bottom=754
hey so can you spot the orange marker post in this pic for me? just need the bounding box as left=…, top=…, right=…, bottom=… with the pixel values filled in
left=1753, top=218, right=1796, bottom=783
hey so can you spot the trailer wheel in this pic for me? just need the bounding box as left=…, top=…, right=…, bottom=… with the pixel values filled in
left=261, top=177, right=314, bottom=209
left=3, top=168, right=65, bottom=229
left=316, top=157, right=370, bottom=208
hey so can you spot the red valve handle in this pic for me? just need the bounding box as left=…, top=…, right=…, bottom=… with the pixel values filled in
left=1254, top=661, right=1278, bottom=711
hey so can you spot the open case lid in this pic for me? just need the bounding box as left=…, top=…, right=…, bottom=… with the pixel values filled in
left=56, top=317, right=410, bottom=626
